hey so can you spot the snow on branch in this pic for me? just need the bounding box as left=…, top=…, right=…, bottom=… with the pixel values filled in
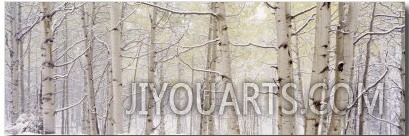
left=347, top=67, right=388, bottom=109
left=55, top=95, right=87, bottom=113
left=160, top=38, right=219, bottom=62
left=53, top=44, right=91, bottom=67
left=122, top=26, right=189, bottom=59
left=112, top=7, right=140, bottom=31
left=293, top=14, right=316, bottom=35
left=176, top=46, right=227, bottom=80
left=365, top=111, right=404, bottom=133
left=354, top=25, right=405, bottom=44
left=52, top=60, right=76, bottom=80
left=375, top=14, right=405, bottom=18
left=16, top=2, right=82, bottom=41
left=230, top=42, right=278, bottom=50
left=54, top=38, right=86, bottom=62
left=291, top=6, right=316, bottom=19
left=140, top=2, right=217, bottom=16
left=181, top=38, right=219, bottom=48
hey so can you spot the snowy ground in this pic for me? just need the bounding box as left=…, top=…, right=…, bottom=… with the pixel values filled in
left=5, top=113, right=42, bottom=135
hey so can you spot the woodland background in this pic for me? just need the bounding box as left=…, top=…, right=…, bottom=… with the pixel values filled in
left=3, top=2, right=406, bottom=135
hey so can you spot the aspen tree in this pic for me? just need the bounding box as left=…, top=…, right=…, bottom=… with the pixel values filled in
left=82, top=3, right=99, bottom=134
left=306, top=2, right=331, bottom=135
left=110, top=2, right=124, bottom=134
left=40, top=2, right=56, bottom=134
left=145, top=2, right=158, bottom=134
left=329, top=2, right=358, bottom=135
left=275, top=2, right=294, bottom=135
left=215, top=2, right=240, bottom=134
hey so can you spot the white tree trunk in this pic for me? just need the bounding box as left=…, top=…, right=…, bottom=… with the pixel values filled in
left=106, top=61, right=114, bottom=135
left=215, top=2, right=240, bottom=134
left=17, top=2, right=24, bottom=114
left=306, top=2, right=331, bottom=135
left=361, top=3, right=382, bottom=135
left=159, top=51, right=165, bottom=135
left=399, top=2, right=405, bottom=134
left=209, top=3, right=217, bottom=134
left=176, top=59, right=188, bottom=134
left=61, top=17, right=69, bottom=135
left=275, top=2, right=295, bottom=135
left=200, top=3, right=217, bottom=134
left=109, top=2, right=124, bottom=134
left=40, top=2, right=56, bottom=134
left=82, top=3, right=99, bottom=134
left=291, top=8, right=306, bottom=135
left=145, top=3, right=158, bottom=134
left=11, top=2, right=21, bottom=123
left=82, top=89, right=89, bottom=134
left=329, top=2, right=357, bottom=135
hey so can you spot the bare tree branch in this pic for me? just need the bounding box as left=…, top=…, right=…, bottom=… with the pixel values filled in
left=140, top=2, right=217, bottom=16
left=375, top=14, right=404, bottom=18
left=264, top=2, right=277, bottom=10
left=365, top=111, right=403, bottom=133
left=292, top=6, right=316, bottom=18
left=293, top=13, right=316, bottom=35
left=54, top=38, right=87, bottom=62
left=347, top=67, right=389, bottom=109
left=160, top=38, right=219, bottom=62
left=176, top=46, right=226, bottom=78
left=354, top=25, right=405, bottom=44
left=55, top=95, right=87, bottom=113
left=230, top=42, right=277, bottom=50
left=54, top=45, right=91, bottom=67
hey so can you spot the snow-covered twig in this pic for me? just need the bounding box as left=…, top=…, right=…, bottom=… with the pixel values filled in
left=346, top=67, right=388, bottom=109
left=292, top=6, right=316, bottom=19
left=293, top=14, right=316, bottom=35
left=53, top=38, right=86, bottom=62
left=53, top=45, right=91, bottom=67
left=176, top=46, right=227, bottom=79
left=365, top=111, right=403, bottom=133
left=230, top=42, right=277, bottom=50
left=140, top=2, right=217, bottom=16
left=354, top=25, right=405, bottom=44
left=55, top=95, right=87, bottom=113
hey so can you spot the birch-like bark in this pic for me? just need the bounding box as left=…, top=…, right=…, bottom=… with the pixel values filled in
left=176, top=57, right=188, bottom=134
left=82, top=85, right=89, bottom=134
left=275, top=2, right=294, bottom=135
left=329, top=2, right=357, bottom=135
left=40, top=2, right=56, bottom=134
left=145, top=2, right=158, bottom=134
left=159, top=15, right=171, bottom=134
left=208, top=3, right=217, bottom=134
left=399, top=2, right=405, bottom=134
left=110, top=2, right=124, bottom=134
left=106, top=61, right=114, bottom=135
left=291, top=5, right=306, bottom=135
left=11, top=2, right=20, bottom=122
left=17, top=2, right=24, bottom=114
left=82, top=3, right=99, bottom=134
left=200, top=3, right=217, bottom=134
left=61, top=16, right=69, bottom=135
left=27, top=32, right=31, bottom=115
left=159, top=51, right=165, bottom=135
left=190, top=52, right=197, bottom=135
left=306, top=2, right=331, bottom=135
left=215, top=2, right=240, bottom=134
